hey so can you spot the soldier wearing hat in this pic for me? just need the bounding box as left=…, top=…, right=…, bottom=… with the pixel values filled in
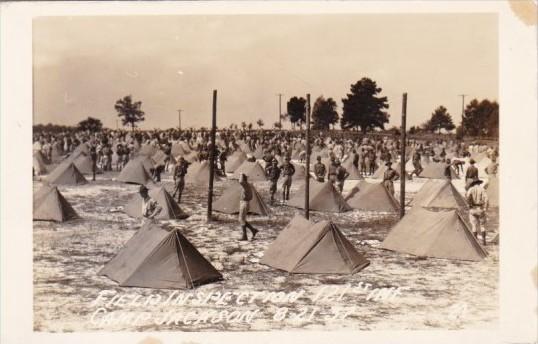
left=465, top=158, right=479, bottom=190
left=335, top=159, right=350, bottom=193
left=466, top=177, right=489, bottom=245
left=382, top=161, right=400, bottom=196
left=280, top=157, right=295, bottom=201
left=327, top=156, right=338, bottom=184
left=314, top=156, right=327, bottom=182
left=238, top=173, right=258, bottom=241
left=139, top=185, right=162, bottom=220
left=265, top=159, right=281, bottom=204
left=172, top=156, right=190, bottom=203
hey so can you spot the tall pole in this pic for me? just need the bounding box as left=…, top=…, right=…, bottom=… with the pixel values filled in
left=459, top=94, right=466, bottom=138
left=399, top=93, right=407, bottom=219
left=177, top=109, right=182, bottom=130
left=277, top=93, right=283, bottom=129
left=305, top=94, right=311, bottom=220
left=207, top=91, right=217, bottom=221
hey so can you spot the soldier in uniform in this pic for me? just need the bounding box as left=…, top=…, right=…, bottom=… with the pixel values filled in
left=280, top=157, right=296, bottom=201
left=172, top=156, right=190, bottom=203
left=335, top=160, right=350, bottom=193
left=313, top=156, right=327, bottom=182
left=265, top=159, right=281, bottom=204
left=238, top=173, right=259, bottom=241
left=444, top=159, right=454, bottom=180
left=465, top=159, right=479, bottom=190
left=411, top=150, right=423, bottom=177
left=466, top=177, right=489, bottom=245
left=327, top=156, right=338, bottom=184
left=382, top=161, right=400, bottom=196
left=139, top=185, right=162, bottom=220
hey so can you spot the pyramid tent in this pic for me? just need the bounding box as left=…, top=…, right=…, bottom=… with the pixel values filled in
left=372, top=162, right=402, bottom=179
left=46, top=162, right=88, bottom=185
left=50, top=144, right=65, bottom=163
left=151, top=150, right=170, bottom=167
left=419, top=162, right=459, bottom=179
left=33, top=185, right=79, bottom=222
left=410, top=179, right=467, bottom=210
left=486, top=176, right=499, bottom=208
left=226, top=151, right=248, bottom=172
left=124, top=186, right=189, bottom=219
left=345, top=181, right=399, bottom=212
left=380, top=207, right=488, bottom=261
left=70, top=152, right=95, bottom=174
left=288, top=180, right=352, bottom=213
left=186, top=161, right=222, bottom=185
left=72, top=142, right=90, bottom=156
left=233, top=160, right=267, bottom=181
left=252, top=145, right=265, bottom=159
left=139, top=144, right=158, bottom=156
left=33, top=151, right=48, bottom=175
left=171, top=142, right=188, bottom=157
left=118, top=158, right=153, bottom=185
left=213, top=181, right=270, bottom=215
left=99, top=223, right=223, bottom=289
left=260, top=215, right=370, bottom=274
left=342, top=157, right=363, bottom=180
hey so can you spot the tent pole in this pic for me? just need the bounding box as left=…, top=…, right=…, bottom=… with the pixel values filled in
left=207, top=90, right=217, bottom=222
left=305, top=94, right=311, bottom=220
left=400, top=93, right=407, bottom=219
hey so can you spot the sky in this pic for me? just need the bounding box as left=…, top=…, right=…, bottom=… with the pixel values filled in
left=33, top=14, right=498, bottom=130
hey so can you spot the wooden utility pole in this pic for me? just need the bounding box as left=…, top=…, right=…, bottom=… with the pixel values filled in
left=277, top=93, right=283, bottom=129
left=459, top=94, right=467, bottom=138
left=177, top=109, right=182, bottom=130
left=305, top=94, right=311, bottom=220
left=207, top=91, right=217, bottom=221
left=400, top=93, right=407, bottom=219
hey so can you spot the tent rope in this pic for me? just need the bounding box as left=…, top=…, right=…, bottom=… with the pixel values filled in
left=175, top=230, right=195, bottom=289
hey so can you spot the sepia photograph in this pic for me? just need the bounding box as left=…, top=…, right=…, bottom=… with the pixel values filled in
left=1, top=1, right=536, bottom=343
left=31, top=13, right=500, bottom=332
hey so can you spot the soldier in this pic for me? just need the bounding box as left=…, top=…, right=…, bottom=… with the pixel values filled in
left=313, top=156, right=327, bottom=182
left=466, top=177, right=489, bottom=245
left=89, top=145, right=98, bottom=181
left=465, top=159, right=479, bottom=190
left=335, top=160, right=350, bottom=193
left=139, top=185, right=162, bottom=220
left=327, top=156, right=338, bottom=184
left=280, top=157, right=296, bottom=201
left=265, top=159, right=281, bottom=204
left=238, top=173, right=259, bottom=241
left=383, top=161, right=400, bottom=196
left=444, top=158, right=454, bottom=180
left=411, top=150, right=423, bottom=177
left=172, top=157, right=190, bottom=203
left=219, top=148, right=228, bottom=176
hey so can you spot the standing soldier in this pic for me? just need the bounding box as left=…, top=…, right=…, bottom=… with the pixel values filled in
left=219, top=148, right=228, bottom=176
left=89, top=145, right=98, bottom=181
left=411, top=149, right=423, bottom=177
left=172, top=157, right=189, bottom=203
left=313, top=156, right=327, bottom=182
left=465, top=159, right=479, bottom=190
left=382, top=161, right=400, bottom=196
left=238, top=174, right=259, bottom=241
left=466, top=177, right=489, bottom=245
left=444, top=159, right=454, bottom=180
left=335, top=160, right=350, bottom=193
left=280, top=157, right=296, bottom=202
left=265, top=159, right=281, bottom=204
left=327, top=156, right=338, bottom=184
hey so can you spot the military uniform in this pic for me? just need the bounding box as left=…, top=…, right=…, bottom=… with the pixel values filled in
left=280, top=162, right=296, bottom=201
left=314, top=161, right=327, bottom=182
left=383, top=168, right=400, bottom=196
left=172, top=160, right=189, bottom=203
left=335, top=166, right=349, bottom=193
left=466, top=182, right=489, bottom=245
left=265, top=163, right=281, bottom=202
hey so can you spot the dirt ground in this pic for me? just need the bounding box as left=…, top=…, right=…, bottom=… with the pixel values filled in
left=33, top=167, right=499, bottom=332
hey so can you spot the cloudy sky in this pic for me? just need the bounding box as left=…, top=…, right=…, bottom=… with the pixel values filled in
left=33, top=14, right=497, bottom=130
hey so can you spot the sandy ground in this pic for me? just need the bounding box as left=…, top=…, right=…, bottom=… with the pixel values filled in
left=33, top=167, right=498, bottom=332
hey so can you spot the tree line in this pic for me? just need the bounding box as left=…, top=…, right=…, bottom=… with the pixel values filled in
left=35, top=79, right=499, bottom=138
